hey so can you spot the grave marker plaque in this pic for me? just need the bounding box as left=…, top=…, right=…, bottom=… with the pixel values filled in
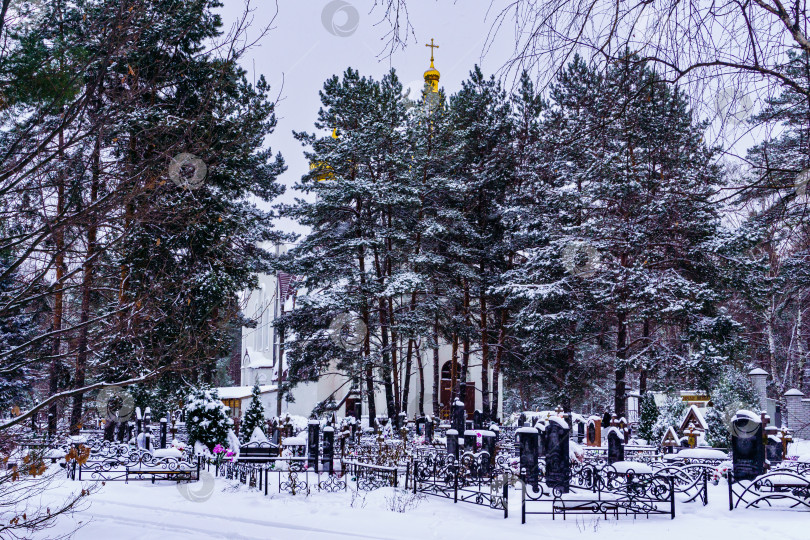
left=545, top=420, right=570, bottom=493
left=731, top=412, right=765, bottom=481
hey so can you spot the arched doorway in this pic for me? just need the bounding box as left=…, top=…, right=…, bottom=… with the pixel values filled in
left=439, top=361, right=475, bottom=420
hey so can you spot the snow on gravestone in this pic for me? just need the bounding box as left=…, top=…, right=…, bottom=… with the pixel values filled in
left=731, top=410, right=765, bottom=481
left=545, top=417, right=570, bottom=493
left=607, top=428, right=624, bottom=464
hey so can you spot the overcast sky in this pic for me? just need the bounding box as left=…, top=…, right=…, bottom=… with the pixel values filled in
left=215, top=1, right=519, bottom=237
left=217, top=1, right=762, bottom=238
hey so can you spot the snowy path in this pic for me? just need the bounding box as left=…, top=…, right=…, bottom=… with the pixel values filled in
left=41, top=466, right=810, bottom=540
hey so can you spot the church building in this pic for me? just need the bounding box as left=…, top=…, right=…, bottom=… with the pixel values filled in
left=222, top=44, right=503, bottom=423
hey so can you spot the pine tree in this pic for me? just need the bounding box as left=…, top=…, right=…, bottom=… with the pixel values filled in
left=184, top=386, right=234, bottom=451
left=637, top=392, right=659, bottom=442
left=239, top=383, right=266, bottom=444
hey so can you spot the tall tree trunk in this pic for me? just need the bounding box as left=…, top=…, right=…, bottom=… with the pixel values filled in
left=615, top=312, right=628, bottom=417
left=479, top=288, right=490, bottom=420
left=491, top=308, right=507, bottom=421
left=69, top=131, right=101, bottom=434
left=416, top=344, right=425, bottom=416
left=639, top=318, right=650, bottom=395
left=276, top=302, right=285, bottom=417
left=402, top=337, right=414, bottom=417
left=48, top=122, right=67, bottom=437
left=389, top=298, right=400, bottom=414
left=432, top=313, right=440, bottom=418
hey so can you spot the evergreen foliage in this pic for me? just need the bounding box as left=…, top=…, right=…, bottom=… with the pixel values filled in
left=240, top=383, right=266, bottom=444
left=637, top=392, right=659, bottom=443
left=184, top=386, right=234, bottom=450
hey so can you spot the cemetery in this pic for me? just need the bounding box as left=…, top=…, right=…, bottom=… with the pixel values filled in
left=4, top=364, right=807, bottom=539
left=5, top=2, right=810, bottom=539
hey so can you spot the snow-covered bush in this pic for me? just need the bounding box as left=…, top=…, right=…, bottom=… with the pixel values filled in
left=239, top=383, right=266, bottom=444
left=651, top=396, right=686, bottom=443
left=184, top=386, right=234, bottom=451
left=704, top=368, right=759, bottom=447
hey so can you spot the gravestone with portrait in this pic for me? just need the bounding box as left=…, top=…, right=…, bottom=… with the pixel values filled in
left=446, top=429, right=460, bottom=460
left=731, top=411, right=765, bottom=481
left=545, top=418, right=571, bottom=493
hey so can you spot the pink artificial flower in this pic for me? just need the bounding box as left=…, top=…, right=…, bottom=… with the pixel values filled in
left=213, top=444, right=225, bottom=454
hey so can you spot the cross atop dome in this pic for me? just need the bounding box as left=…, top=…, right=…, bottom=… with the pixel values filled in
left=423, top=38, right=440, bottom=93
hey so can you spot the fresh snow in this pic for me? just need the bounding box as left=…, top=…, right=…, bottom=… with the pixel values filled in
left=41, top=466, right=810, bottom=540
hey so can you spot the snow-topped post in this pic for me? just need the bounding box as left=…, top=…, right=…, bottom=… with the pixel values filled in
left=322, top=425, right=335, bottom=473
left=144, top=407, right=152, bottom=428
left=307, top=416, right=320, bottom=472
left=748, top=368, right=769, bottom=411
left=518, top=426, right=540, bottom=491
left=784, top=388, right=806, bottom=438
left=731, top=410, right=765, bottom=481
left=160, top=417, right=168, bottom=449
left=545, top=417, right=570, bottom=494
left=607, top=427, right=624, bottom=464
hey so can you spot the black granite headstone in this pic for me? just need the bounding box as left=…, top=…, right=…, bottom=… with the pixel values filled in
left=518, top=427, right=540, bottom=491
left=766, top=436, right=783, bottom=465
left=446, top=429, right=460, bottom=459
left=602, top=412, right=611, bottom=430
left=354, top=402, right=362, bottom=421
left=464, top=430, right=477, bottom=451
left=452, top=401, right=466, bottom=435
left=587, top=421, right=596, bottom=445
left=307, top=419, right=320, bottom=472
left=518, top=413, right=527, bottom=427
left=731, top=414, right=765, bottom=481
left=159, top=417, right=168, bottom=448
left=425, top=417, right=434, bottom=442
left=103, top=420, right=117, bottom=441
left=322, top=426, right=335, bottom=473
left=473, top=410, right=483, bottom=430
left=577, top=422, right=585, bottom=444
left=545, top=420, right=571, bottom=493
left=775, top=405, right=783, bottom=428
left=607, top=429, right=624, bottom=464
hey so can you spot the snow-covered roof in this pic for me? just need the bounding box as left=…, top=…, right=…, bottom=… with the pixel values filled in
left=748, top=367, right=768, bottom=376
left=679, top=405, right=708, bottom=431
left=215, top=385, right=277, bottom=400
left=785, top=388, right=805, bottom=397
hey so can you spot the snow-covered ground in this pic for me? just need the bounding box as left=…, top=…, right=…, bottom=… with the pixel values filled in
left=38, top=439, right=810, bottom=539
left=39, top=476, right=805, bottom=540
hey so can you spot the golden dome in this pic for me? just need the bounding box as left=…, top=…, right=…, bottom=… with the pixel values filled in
left=424, top=39, right=440, bottom=92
